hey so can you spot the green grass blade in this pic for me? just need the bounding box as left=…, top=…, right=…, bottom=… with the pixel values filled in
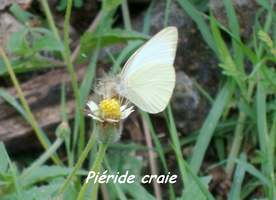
left=111, top=41, right=142, bottom=73
left=166, top=105, right=188, bottom=185
left=228, top=154, right=246, bottom=200
left=80, top=43, right=100, bottom=105
left=143, top=0, right=155, bottom=34
left=210, top=15, right=246, bottom=94
left=190, top=80, right=234, bottom=173
left=235, top=159, right=270, bottom=186
left=268, top=112, right=276, bottom=198
left=256, top=81, right=269, bottom=172
left=121, top=0, right=132, bottom=30
left=172, top=144, right=215, bottom=200
left=0, top=142, right=11, bottom=173
left=222, top=0, right=244, bottom=72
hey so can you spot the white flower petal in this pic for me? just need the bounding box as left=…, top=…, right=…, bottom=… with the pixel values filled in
left=87, top=100, right=99, bottom=112
left=121, top=106, right=135, bottom=119
left=120, top=105, right=127, bottom=112
left=106, top=118, right=120, bottom=123
left=88, top=114, right=103, bottom=122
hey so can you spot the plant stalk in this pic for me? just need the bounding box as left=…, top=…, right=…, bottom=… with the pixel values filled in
left=58, top=134, right=96, bottom=195
left=40, top=0, right=61, bottom=41
left=121, top=0, right=132, bottom=30
left=0, top=48, right=60, bottom=165
left=40, top=0, right=85, bottom=158
left=226, top=111, right=246, bottom=176
left=64, top=0, right=85, bottom=157
left=77, top=143, right=108, bottom=200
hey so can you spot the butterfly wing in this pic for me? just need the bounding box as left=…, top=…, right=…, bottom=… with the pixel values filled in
left=119, top=27, right=178, bottom=113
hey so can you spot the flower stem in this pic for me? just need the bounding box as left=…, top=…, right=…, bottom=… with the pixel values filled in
left=64, top=0, right=85, bottom=157
left=40, top=0, right=61, bottom=41
left=40, top=0, right=85, bottom=157
left=0, top=48, right=61, bottom=165
left=226, top=81, right=254, bottom=177
left=58, top=133, right=96, bottom=195
left=76, top=143, right=108, bottom=200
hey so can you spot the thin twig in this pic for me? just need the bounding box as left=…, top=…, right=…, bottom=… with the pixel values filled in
left=142, top=117, right=162, bottom=200
left=101, top=184, right=110, bottom=200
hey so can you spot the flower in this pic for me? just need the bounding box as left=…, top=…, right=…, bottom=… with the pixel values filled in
left=86, top=77, right=135, bottom=144
left=87, top=98, right=134, bottom=123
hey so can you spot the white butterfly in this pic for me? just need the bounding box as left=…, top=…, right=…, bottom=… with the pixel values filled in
left=116, top=26, right=178, bottom=114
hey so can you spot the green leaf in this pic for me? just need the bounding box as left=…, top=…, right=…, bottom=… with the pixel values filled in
left=0, top=142, right=10, bottom=173
left=102, top=0, right=123, bottom=13
left=21, top=165, right=87, bottom=187
left=80, top=29, right=148, bottom=55
left=7, top=27, right=32, bottom=56
left=210, top=16, right=244, bottom=81
left=32, top=34, right=64, bottom=52
left=74, top=0, right=83, bottom=8
left=9, top=3, right=33, bottom=23
left=7, top=27, right=63, bottom=56
left=235, top=159, right=270, bottom=186
left=0, top=56, right=61, bottom=76
left=121, top=183, right=155, bottom=200
left=57, top=0, right=83, bottom=10
left=256, top=0, right=273, bottom=10
left=0, top=89, right=28, bottom=121
left=2, top=186, right=53, bottom=200
left=106, top=149, right=143, bottom=176
left=258, top=30, right=274, bottom=49
left=180, top=176, right=212, bottom=200
left=1, top=181, right=65, bottom=200
left=104, top=159, right=128, bottom=200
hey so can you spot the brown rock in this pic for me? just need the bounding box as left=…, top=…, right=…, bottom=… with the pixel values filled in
left=0, top=13, right=22, bottom=48
left=210, top=0, right=259, bottom=39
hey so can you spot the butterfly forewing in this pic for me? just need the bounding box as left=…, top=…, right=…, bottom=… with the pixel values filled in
left=119, top=27, right=178, bottom=113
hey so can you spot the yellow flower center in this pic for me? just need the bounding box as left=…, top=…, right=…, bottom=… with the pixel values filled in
left=99, top=98, right=121, bottom=120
